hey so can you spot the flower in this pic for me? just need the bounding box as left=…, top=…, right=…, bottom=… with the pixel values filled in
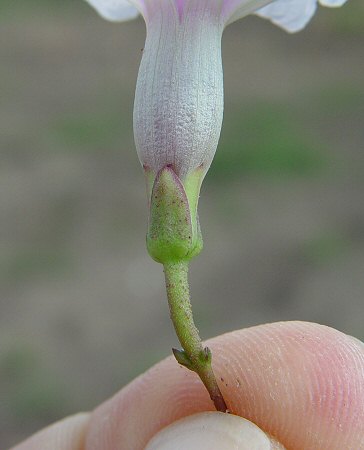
left=85, top=0, right=347, bottom=184
left=85, top=0, right=348, bottom=263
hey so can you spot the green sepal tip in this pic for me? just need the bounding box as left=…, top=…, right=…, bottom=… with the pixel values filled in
left=172, top=348, right=193, bottom=369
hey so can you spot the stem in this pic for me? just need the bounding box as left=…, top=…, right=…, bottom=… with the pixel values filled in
left=163, top=261, right=227, bottom=412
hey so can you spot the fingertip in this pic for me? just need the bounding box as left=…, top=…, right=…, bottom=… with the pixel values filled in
left=211, top=321, right=364, bottom=449
left=85, top=321, right=364, bottom=450
left=144, top=412, right=285, bottom=450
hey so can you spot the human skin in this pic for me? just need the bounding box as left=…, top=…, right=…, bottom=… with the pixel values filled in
left=12, top=321, right=364, bottom=449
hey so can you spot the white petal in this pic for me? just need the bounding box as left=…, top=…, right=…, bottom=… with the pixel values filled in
left=223, top=0, right=273, bottom=25
left=133, top=2, right=224, bottom=179
left=84, top=0, right=139, bottom=22
left=319, top=0, right=348, bottom=6
left=255, top=0, right=317, bottom=33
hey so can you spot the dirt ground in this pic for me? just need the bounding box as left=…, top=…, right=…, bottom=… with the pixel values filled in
left=1, top=1, right=364, bottom=447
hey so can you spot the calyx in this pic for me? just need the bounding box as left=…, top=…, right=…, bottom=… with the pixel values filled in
left=146, top=165, right=203, bottom=264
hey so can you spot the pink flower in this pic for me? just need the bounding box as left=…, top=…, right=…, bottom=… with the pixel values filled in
left=85, top=0, right=348, bottom=182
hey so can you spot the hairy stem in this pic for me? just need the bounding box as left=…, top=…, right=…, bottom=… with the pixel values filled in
left=163, top=261, right=227, bottom=412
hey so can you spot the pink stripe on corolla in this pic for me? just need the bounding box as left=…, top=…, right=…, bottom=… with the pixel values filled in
left=85, top=0, right=348, bottom=181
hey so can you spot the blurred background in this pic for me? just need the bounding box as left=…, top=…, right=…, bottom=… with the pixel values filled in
left=1, top=1, right=363, bottom=446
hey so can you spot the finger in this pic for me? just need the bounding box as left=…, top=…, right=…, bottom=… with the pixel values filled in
left=144, top=412, right=286, bottom=449
left=84, top=322, right=364, bottom=450
left=11, top=413, right=90, bottom=450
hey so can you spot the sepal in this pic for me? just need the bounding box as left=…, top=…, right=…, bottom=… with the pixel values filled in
left=146, top=165, right=203, bottom=264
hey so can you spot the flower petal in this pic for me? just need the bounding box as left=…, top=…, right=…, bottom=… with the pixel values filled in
left=223, top=0, right=273, bottom=26
left=84, top=0, right=139, bottom=22
left=319, top=0, right=348, bottom=6
left=133, top=1, right=224, bottom=180
left=255, top=0, right=317, bottom=33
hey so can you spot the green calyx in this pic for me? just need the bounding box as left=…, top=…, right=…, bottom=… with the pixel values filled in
left=146, top=165, right=203, bottom=264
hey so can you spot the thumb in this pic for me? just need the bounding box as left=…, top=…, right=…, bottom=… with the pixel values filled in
left=144, top=412, right=286, bottom=449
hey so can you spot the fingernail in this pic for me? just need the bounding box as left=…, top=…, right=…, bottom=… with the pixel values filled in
left=145, top=412, right=283, bottom=449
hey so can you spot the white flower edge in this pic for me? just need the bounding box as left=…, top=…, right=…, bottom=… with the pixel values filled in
left=254, top=0, right=318, bottom=33
left=320, top=0, right=347, bottom=6
left=254, top=0, right=348, bottom=33
left=84, top=0, right=139, bottom=22
left=84, top=0, right=348, bottom=33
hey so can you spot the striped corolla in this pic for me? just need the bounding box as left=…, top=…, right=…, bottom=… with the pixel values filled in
left=86, top=0, right=346, bottom=178
left=85, top=0, right=347, bottom=262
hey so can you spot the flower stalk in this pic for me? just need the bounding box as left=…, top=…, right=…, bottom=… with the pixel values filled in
left=164, top=261, right=227, bottom=412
